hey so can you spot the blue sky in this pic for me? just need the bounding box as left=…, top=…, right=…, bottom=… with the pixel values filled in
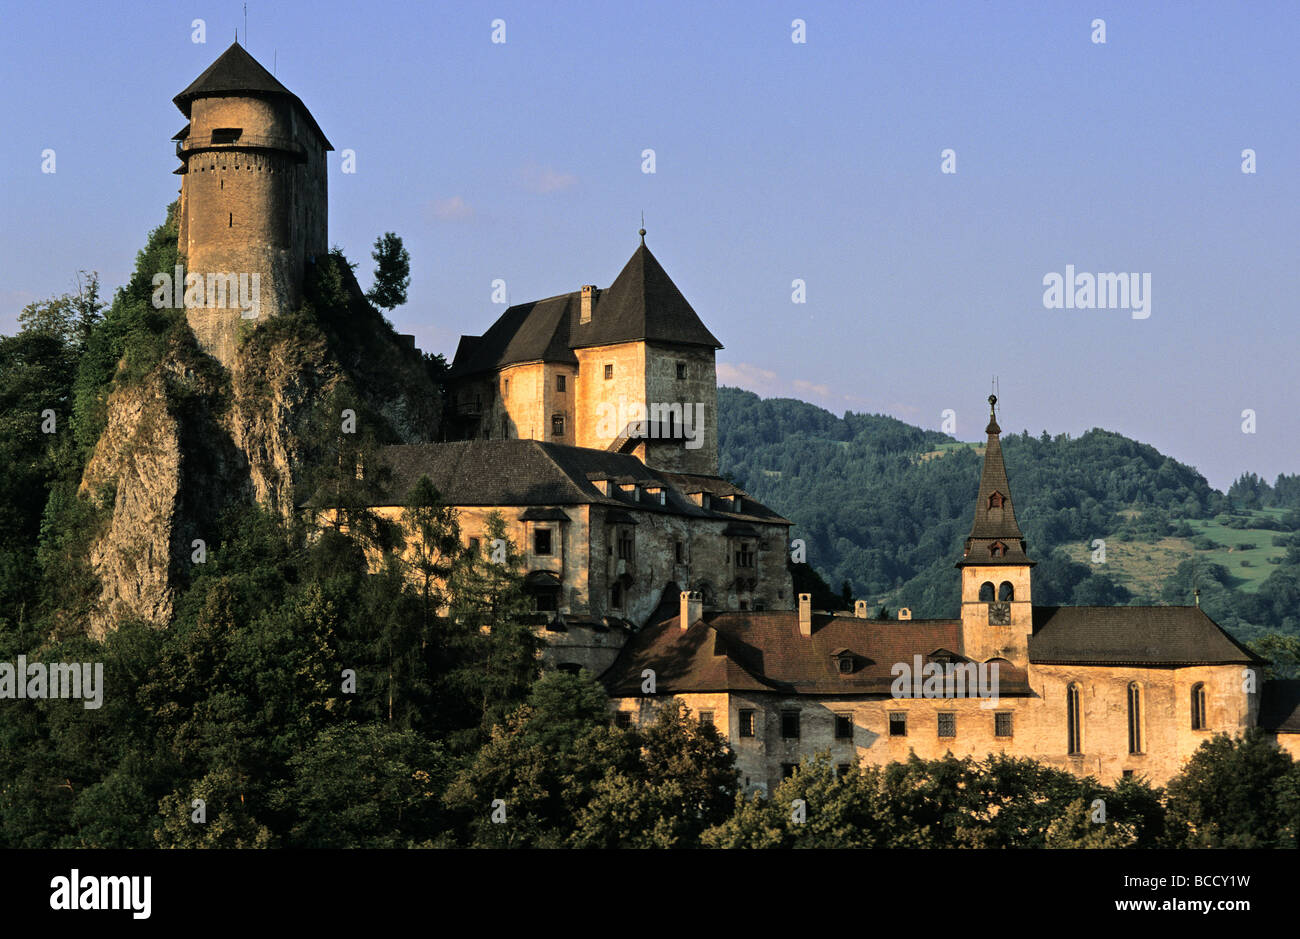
left=2, top=0, right=1296, bottom=490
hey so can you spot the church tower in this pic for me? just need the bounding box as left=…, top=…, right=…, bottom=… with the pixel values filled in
left=172, top=42, right=331, bottom=367
left=958, top=395, right=1035, bottom=665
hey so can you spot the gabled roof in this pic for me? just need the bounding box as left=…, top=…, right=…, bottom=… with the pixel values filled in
left=302, top=439, right=790, bottom=525
left=601, top=609, right=1033, bottom=697
left=174, top=42, right=332, bottom=149
left=1028, top=606, right=1263, bottom=665
left=449, top=240, right=721, bottom=377
left=1260, top=680, right=1300, bottom=734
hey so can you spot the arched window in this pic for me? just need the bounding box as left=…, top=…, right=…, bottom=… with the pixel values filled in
left=1191, top=682, right=1207, bottom=730
left=1127, top=682, right=1143, bottom=754
left=978, top=581, right=995, bottom=602
left=1066, top=683, right=1082, bottom=755
left=998, top=581, right=1014, bottom=601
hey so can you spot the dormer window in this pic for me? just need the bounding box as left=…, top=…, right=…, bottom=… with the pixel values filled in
left=988, top=491, right=1005, bottom=509
left=835, top=652, right=854, bottom=674
left=990, top=541, right=1007, bottom=558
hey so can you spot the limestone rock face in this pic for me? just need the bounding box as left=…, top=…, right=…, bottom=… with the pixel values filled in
left=80, top=369, right=184, bottom=639
left=78, top=277, right=441, bottom=637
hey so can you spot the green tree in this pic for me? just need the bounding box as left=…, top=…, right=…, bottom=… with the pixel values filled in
left=1165, top=730, right=1298, bottom=847
left=365, top=232, right=410, bottom=312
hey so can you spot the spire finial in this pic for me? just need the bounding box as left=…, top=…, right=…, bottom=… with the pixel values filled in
left=639, top=212, right=646, bottom=244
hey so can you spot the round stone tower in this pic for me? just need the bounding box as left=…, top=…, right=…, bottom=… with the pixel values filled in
left=172, top=42, right=331, bottom=367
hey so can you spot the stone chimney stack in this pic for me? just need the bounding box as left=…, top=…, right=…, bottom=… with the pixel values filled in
left=680, top=590, right=702, bottom=629
left=854, top=599, right=868, bottom=619
left=798, top=593, right=812, bottom=636
left=580, top=285, right=597, bottom=324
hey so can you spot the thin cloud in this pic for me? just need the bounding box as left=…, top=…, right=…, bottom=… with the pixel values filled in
left=516, top=163, right=578, bottom=194
left=429, top=196, right=475, bottom=221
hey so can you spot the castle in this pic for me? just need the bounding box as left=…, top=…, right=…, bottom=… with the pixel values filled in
left=169, top=44, right=1300, bottom=788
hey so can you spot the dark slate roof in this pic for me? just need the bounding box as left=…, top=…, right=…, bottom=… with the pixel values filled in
left=958, top=397, right=1032, bottom=567
left=601, top=610, right=1033, bottom=697
left=174, top=42, right=331, bottom=149
left=1259, top=680, right=1300, bottom=734
left=304, top=439, right=790, bottom=526
left=1028, top=606, right=1263, bottom=665
left=449, top=241, right=721, bottom=377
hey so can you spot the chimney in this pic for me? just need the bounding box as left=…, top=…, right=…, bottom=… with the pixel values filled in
left=798, top=593, right=812, bottom=636
left=580, top=285, right=597, bottom=324
left=898, top=607, right=913, bottom=621
left=854, top=599, right=868, bottom=619
left=680, top=590, right=702, bottom=629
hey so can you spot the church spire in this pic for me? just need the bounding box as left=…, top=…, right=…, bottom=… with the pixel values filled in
left=958, top=394, right=1033, bottom=567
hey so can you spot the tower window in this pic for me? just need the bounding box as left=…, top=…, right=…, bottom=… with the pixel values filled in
left=1127, top=682, right=1143, bottom=754
left=1191, top=683, right=1207, bottom=730
left=228, top=212, right=233, bottom=228
left=1067, top=683, right=1083, bottom=755
left=978, top=581, right=995, bottom=602
left=211, top=127, right=242, bottom=144
left=998, top=581, right=1014, bottom=601
left=533, top=528, right=552, bottom=556
left=738, top=709, right=755, bottom=737
left=556, top=374, right=566, bottom=392
left=604, top=364, right=613, bottom=380
left=781, top=710, right=800, bottom=739
left=551, top=413, right=564, bottom=437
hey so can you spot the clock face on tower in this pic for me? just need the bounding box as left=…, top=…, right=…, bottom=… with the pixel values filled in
left=988, top=601, right=1011, bottom=626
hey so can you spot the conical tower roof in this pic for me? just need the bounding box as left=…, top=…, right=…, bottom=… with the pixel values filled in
left=957, top=395, right=1033, bottom=567
left=173, top=42, right=331, bottom=148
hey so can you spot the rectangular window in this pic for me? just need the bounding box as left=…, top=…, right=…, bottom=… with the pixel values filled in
left=995, top=712, right=1013, bottom=738
left=551, top=413, right=564, bottom=437
left=735, top=544, right=756, bottom=568
left=614, top=711, right=631, bottom=729
left=617, top=528, right=634, bottom=561
left=676, top=362, right=686, bottom=380
left=889, top=712, right=907, bottom=736
left=834, top=714, right=853, bottom=740
left=467, top=536, right=480, bottom=553
left=698, top=710, right=714, bottom=727
left=938, top=713, right=956, bottom=738
left=781, top=710, right=800, bottom=739
left=533, top=528, right=552, bottom=555
left=604, top=364, right=613, bottom=380
left=837, top=763, right=851, bottom=777
left=781, top=763, right=798, bottom=779
left=674, top=541, right=684, bottom=564
left=556, top=374, right=566, bottom=392
left=738, top=709, right=755, bottom=737
left=610, top=581, right=623, bottom=609
left=1127, top=684, right=1143, bottom=755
